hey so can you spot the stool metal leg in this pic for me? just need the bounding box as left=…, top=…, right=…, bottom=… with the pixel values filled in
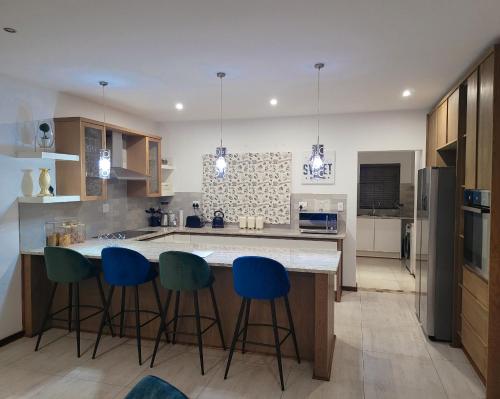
left=193, top=290, right=204, bottom=375
left=209, top=285, right=226, bottom=350
left=68, top=283, right=73, bottom=333
left=75, top=282, right=81, bottom=357
left=284, top=295, right=300, bottom=364
left=224, top=298, right=246, bottom=380
left=270, top=299, right=285, bottom=391
left=92, top=285, right=115, bottom=359
left=150, top=289, right=172, bottom=368
left=95, top=275, right=114, bottom=337
left=241, top=298, right=252, bottom=354
left=119, top=286, right=126, bottom=338
left=35, top=282, right=58, bottom=352
left=152, top=279, right=170, bottom=343
left=134, top=285, right=142, bottom=365
left=172, top=291, right=180, bottom=345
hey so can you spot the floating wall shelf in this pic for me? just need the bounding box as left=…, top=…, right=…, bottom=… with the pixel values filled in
left=161, top=165, right=175, bottom=170
left=16, top=151, right=80, bottom=161
left=18, top=195, right=81, bottom=204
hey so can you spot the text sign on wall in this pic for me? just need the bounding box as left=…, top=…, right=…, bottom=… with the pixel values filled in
left=301, top=151, right=336, bottom=185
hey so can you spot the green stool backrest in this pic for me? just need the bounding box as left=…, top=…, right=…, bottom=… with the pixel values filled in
left=158, top=251, right=212, bottom=291
left=44, top=246, right=94, bottom=283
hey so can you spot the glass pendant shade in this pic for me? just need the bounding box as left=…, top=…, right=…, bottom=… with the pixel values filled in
left=98, top=149, right=111, bottom=179
left=215, top=146, right=227, bottom=178
left=309, top=144, right=325, bottom=176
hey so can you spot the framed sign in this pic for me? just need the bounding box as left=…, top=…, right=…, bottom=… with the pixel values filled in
left=301, top=150, right=336, bottom=185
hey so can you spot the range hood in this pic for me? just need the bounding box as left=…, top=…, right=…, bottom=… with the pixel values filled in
left=109, top=132, right=148, bottom=180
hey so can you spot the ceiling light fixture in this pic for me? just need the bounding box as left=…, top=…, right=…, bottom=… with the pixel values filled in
left=402, top=89, right=413, bottom=97
left=215, top=72, right=227, bottom=178
left=308, top=62, right=326, bottom=177
left=98, top=81, right=111, bottom=179
left=175, top=102, right=184, bottom=110
left=270, top=98, right=278, bottom=106
left=3, top=27, right=17, bottom=33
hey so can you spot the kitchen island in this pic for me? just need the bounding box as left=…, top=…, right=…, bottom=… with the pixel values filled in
left=22, top=236, right=340, bottom=381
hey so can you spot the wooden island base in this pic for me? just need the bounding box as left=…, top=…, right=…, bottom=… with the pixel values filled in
left=22, top=254, right=336, bottom=380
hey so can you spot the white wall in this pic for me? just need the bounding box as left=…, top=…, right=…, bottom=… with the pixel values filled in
left=0, top=73, right=157, bottom=340
left=159, top=110, right=427, bottom=287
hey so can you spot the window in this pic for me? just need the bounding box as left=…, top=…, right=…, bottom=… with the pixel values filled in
left=359, top=163, right=400, bottom=209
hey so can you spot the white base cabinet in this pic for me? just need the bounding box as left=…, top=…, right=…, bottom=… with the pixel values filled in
left=356, top=216, right=402, bottom=258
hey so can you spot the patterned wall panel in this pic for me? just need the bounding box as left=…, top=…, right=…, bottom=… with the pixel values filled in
left=202, top=152, right=292, bottom=224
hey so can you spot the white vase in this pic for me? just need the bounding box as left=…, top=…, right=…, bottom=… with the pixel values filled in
left=21, top=169, right=34, bottom=197
left=37, top=168, right=51, bottom=197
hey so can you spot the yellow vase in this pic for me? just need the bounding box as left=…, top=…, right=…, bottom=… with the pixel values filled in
left=38, top=168, right=51, bottom=197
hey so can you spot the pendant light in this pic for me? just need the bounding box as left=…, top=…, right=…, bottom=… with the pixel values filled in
left=309, top=62, right=325, bottom=176
left=215, top=72, right=227, bottom=178
left=98, top=81, right=111, bottom=179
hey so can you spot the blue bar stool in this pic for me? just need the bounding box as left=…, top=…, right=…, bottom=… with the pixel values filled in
left=92, top=247, right=168, bottom=365
left=224, top=256, right=300, bottom=391
left=150, top=251, right=226, bottom=375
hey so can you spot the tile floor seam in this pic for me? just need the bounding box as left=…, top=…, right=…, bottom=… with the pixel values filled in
left=191, top=354, right=226, bottom=399
left=425, top=343, right=452, bottom=399
left=359, top=292, right=367, bottom=399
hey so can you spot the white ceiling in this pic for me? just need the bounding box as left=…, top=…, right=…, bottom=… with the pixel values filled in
left=1, top=0, right=500, bottom=122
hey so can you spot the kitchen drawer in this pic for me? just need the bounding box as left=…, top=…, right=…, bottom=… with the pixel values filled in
left=462, top=287, right=489, bottom=344
left=461, top=317, right=487, bottom=377
left=463, top=266, right=489, bottom=309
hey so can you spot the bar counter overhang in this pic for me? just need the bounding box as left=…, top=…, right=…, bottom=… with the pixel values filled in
left=21, top=239, right=340, bottom=381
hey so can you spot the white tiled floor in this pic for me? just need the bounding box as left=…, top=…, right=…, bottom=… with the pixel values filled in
left=357, top=256, right=416, bottom=292
left=0, top=284, right=485, bottom=398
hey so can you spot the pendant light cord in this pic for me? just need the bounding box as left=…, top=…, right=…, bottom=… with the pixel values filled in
left=315, top=63, right=324, bottom=146
left=220, top=74, right=223, bottom=148
left=99, top=81, right=108, bottom=132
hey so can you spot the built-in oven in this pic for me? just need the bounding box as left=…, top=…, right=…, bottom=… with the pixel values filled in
left=462, top=189, right=490, bottom=280
left=299, top=212, right=338, bottom=234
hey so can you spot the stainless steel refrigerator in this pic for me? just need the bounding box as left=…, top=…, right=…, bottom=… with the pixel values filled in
left=415, top=167, right=455, bottom=341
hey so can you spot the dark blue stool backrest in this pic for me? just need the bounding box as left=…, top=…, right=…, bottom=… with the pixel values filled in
left=232, top=256, right=290, bottom=300
left=101, top=247, right=152, bottom=286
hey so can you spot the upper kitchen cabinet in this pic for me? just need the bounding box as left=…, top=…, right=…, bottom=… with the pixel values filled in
left=465, top=70, right=478, bottom=188
left=447, top=88, right=460, bottom=144
left=426, top=110, right=438, bottom=166
left=54, top=118, right=107, bottom=201
left=477, top=54, right=494, bottom=190
left=127, top=136, right=162, bottom=197
left=436, top=101, right=448, bottom=149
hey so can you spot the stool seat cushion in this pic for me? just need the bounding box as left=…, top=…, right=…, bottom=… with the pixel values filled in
left=159, top=251, right=213, bottom=291
left=124, top=375, right=188, bottom=399
left=44, top=247, right=98, bottom=283
left=232, top=256, right=290, bottom=300
left=101, top=247, right=157, bottom=286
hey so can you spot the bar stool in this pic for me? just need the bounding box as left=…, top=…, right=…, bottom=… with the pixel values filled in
left=150, top=251, right=226, bottom=375
left=35, top=247, right=114, bottom=357
left=92, top=247, right=168, bottom=365
left=224, top=256, right=300, bottom=391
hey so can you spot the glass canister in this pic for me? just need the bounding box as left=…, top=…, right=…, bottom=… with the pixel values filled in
left=75, top=223, right=86, bottom=243
left=45, top=221, right=59, bottom=246
left=58, top=225, right=73, bottom=247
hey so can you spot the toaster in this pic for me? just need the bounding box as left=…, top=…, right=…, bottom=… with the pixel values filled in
left=185, top=215, right=205, bottom=228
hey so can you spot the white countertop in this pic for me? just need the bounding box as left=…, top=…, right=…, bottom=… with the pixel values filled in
left=22, top=238, right=340, bottom=274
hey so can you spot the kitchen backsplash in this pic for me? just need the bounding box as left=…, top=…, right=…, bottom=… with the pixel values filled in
left=19, top=180, right=159, bottom=250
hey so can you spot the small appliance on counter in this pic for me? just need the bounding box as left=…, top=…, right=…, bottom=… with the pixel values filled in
left=299, top=212, right=338, bottom=234
left=212, top=210, right=225, bottom=228
left=462, top=189, right=490, bottom=280
left=145, top=208, right=162, bottom=227
left=186, top=215, right=205, bottom=228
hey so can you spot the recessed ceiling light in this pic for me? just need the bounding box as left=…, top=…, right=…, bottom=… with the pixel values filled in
left=3, top=27, right=17, bottom=33
left=269, top=98, right=278, bottom=106
left=175, top=103, right=184, bottom=110
left=402, top=89, right=413, bottom=97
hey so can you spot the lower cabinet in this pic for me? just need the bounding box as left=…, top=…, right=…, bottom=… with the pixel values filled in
left=356, top=217, right=402, bottom=257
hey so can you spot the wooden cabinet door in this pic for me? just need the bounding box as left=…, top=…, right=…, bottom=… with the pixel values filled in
left=426, top=111, right=437, bottom=166
left=477, top=54, right=494, bottom=190
left=447, top=88, right=460, bottom=143
left=465, top=70, right=479, bottom=188
left=356, top=217, right=375, bottom=251
left=81, top=122, right=107, bottom=201
left=436, top=101, right=448, bottom=148
left=374, top=218, right=402, bottom=254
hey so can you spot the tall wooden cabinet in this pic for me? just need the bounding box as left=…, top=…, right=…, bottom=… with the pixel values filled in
left=465, top=70, right=478, bottom=188
left=477, top=55, right=494, bottom=190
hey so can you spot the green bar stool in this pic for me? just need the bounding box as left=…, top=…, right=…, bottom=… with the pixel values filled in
left=150, top=251, right=226, bottom=375
left=35, top=247, right=114, bottom=357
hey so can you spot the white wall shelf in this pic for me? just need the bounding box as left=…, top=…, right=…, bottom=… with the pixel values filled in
left=16, top=151, right=80, bottom=161
left=18, top=195, right=81, bottom=204
left=161, top=165, right=175, bottom=170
